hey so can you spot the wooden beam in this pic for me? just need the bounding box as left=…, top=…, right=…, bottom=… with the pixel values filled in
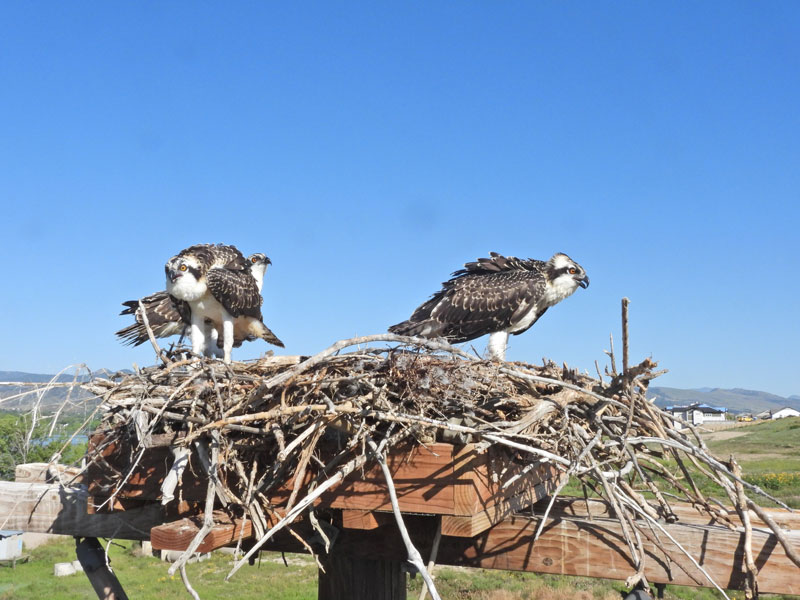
left=436, top=513, right=800, bottom=594
left=547, top=496, right=800, bottom=531
left=0, top=482, right=163, bottom=539
left=341, top=510, right=390, bottom=531
left=256, top=511, right=800, bottom=595
left=15, top=462, right=84, bottom=484
left=441, top=490, right=530, bottom=538
left=150, top=513, right=253, bottom=553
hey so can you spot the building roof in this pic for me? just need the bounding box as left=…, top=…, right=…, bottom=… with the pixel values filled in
left=0, top=530, right=23, bottom=538
left=665, top=402, right=726, bottom=413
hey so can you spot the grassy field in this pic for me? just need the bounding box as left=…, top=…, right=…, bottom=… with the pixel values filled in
left=703, top=417, right=800, bottom=508
left=2, top=537, right=783, bottom=600
left=2, top=419, right=798, bottom=599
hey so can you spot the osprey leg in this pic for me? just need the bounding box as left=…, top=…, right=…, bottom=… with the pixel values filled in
left=222, top=314, right=235, bottom=363
left=190, top=314, right=207, bottom=358
left=487, top=331, right=509, bottom=361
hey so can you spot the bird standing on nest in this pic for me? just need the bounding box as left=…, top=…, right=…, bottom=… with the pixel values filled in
left=164, top=244, right=283, bottom=363
left=115, top=253, right=274, bottom=355
left=389, top=252, right=589, bottom=361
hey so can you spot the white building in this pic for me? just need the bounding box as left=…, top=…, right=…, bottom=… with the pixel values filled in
left=770, top=407, right=800, bottom=419
left=665, top=403, right=727, bottom=429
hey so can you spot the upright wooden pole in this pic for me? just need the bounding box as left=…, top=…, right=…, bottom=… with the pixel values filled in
left=75, top=537, right=129, bottom=600
left=318, top=553, right=406, bottom=600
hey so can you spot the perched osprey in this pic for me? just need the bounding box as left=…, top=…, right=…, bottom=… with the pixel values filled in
left=115, top=253, right=273, bottom=351
left=162, top=245, right=283, bottom=362
left=388, top=252, right=589, bottom=361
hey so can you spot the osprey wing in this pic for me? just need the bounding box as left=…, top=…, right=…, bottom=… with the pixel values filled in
left=116, top=291, right=191, bottom=346
left=390, top=268, right=547, bottom=343
left=206, top=267, right=263, bottom=319
left=430, top=271, right=545, bottom=342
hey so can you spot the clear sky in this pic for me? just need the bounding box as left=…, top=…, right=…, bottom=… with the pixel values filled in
left=1, top=2, right=798, bottom=397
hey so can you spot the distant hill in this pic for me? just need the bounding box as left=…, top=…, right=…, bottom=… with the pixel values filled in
left=650, top=386, right=800, bottom=415
left=0, top=369, right=115, bottom=413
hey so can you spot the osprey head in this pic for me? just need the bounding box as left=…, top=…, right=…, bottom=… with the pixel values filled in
left=248, top=253, right=271, bottom=269
left=247, top=253, right=271, bottom=293
left=165, top=254, right=206, bottom=301
left=547, top=253, right=590, bottom=297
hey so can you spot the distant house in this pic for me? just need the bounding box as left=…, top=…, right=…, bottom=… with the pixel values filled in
left=770, top=407, right=800, bottom=420
left=665, top=402, right=727, bottom=428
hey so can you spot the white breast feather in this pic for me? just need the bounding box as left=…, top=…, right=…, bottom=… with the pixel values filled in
left=542, top=276, right=579, bottom=307
left=167, top=275, right=207, bottom=302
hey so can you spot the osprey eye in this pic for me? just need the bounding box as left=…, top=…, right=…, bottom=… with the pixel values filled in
left=251, top=257, right=257, bottom=263
left=568, top=267, right=577, bottom=274
left=179, top=265, right=187, bottom=271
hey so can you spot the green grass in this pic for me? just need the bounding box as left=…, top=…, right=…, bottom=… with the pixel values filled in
left=704, top=417, right=800, bottom=507
left=4, top=537, right=798, bottom=600
left=0, top=538, right=318, bottom=600
left=705, top=417, right=800, bottom=460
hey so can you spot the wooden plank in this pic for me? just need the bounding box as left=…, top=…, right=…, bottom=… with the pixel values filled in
left=324, top=443, right=459, bottom=514
left=341, top=510, right=389, bottom=531
left=0, top=482, right=163, bottom=540
left=88, top=435, right=555, bottom=520
left=15, top=463, right=84, bottom=484
left=436, top=514, right=800, bottom=594
left=324, top=443, right=554, bottom=516
left=548, top=496, right=800, bottom=531
left=150, top=513, right=253, bottom=553
left=252, top=510, right=800, bottom=594
left=441, top=480, right=556, bottom=538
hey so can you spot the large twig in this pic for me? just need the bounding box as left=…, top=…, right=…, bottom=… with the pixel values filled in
left=368, top=437, right=442, bottom=600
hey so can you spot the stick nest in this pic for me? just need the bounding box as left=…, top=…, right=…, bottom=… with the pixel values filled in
left=83, top=335, right=790, bottom=596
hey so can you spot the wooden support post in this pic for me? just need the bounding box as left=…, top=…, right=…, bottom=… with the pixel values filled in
left=75, top=537, right=129, bottom=600
left=318, top=553, right=406, bottom=600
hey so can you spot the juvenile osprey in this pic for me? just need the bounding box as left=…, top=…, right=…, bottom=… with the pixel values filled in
left=388, top=252, right=589, bottom=361
left=164, top=244, right=283, bottom=362
left=115, top=254, right=272, bottom=351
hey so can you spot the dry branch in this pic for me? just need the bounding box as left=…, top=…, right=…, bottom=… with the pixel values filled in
left=78, top=333, right=795, bottom=598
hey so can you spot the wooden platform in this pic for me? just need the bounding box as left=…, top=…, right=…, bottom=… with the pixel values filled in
left=86, top=435, right=560, bottom=539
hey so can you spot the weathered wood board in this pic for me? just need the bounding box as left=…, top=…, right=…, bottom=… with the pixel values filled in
left=0, top=481, right=161, bottom=540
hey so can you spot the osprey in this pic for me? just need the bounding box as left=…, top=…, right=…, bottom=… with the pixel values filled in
left=164, top=244, right=283, bottom=362
left=388, top=252, right=589, bottom=361
left=115, top=253, right=273, bottom=352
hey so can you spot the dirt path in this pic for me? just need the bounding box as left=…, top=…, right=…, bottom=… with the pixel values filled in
left=702, top=430, right=749, bottom=442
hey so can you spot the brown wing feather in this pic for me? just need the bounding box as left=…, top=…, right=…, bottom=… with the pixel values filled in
left=116, top=291, right=191, bottom=345
left=390, top=269, right=546, bottom=343
left=206, top=267, right=262, bottom=318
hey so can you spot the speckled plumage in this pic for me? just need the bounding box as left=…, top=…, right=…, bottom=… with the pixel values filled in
left=115, top=291, right=191, bottom=346
left=143, top=245, right=285, bottom=362
left=115, top=253, right=276, bottom=350
left=389, top=252, right=589, bottom=360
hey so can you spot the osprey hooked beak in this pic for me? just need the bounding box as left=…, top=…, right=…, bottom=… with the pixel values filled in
left=166, top=265, right=182, bottom=283
left=577, top=275, right=590, bottom=289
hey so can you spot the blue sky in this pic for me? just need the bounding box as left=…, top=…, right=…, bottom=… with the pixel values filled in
left=1, top=2, right=798, bottom=397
